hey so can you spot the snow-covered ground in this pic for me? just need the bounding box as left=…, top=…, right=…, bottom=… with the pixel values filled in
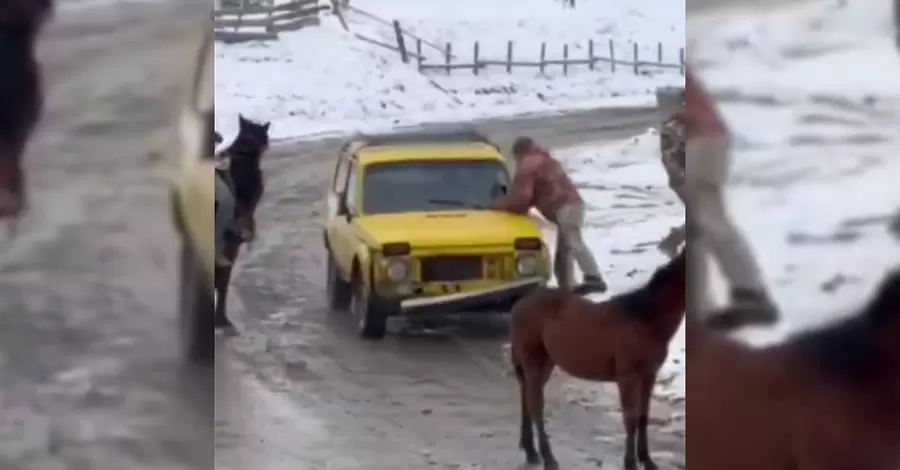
left=692, top=0, right=900, bottom=342
left=215, top=0, right=685, bottom=140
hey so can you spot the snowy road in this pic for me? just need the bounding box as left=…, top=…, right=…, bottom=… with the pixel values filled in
left=215, top=107, right=686, bottom=470
left=0, top=2, right=211, bottom=470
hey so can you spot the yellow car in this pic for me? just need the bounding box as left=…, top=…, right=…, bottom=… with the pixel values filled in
left=323, top=130, right=551, bottom=339
left=170, top=29, right=214, bottom=363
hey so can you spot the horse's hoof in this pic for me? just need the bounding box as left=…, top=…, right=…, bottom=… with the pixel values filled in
left=542, top=461, right=559, bottom=470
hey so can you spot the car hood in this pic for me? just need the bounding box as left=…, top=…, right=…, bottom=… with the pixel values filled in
left=354, top=211, right=543, bottom=248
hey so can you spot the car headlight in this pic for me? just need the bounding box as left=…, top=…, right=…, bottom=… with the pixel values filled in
left=384, top=258, right=409, bottom=282
left=516, top=254, right=539, bottom=277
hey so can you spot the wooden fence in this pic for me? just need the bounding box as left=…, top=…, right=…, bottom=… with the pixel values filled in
left=355, top=19, right=684, bottom=76
left=214, top=0, right=330, bottom=43
left=414, top=38, right=684, bottom=76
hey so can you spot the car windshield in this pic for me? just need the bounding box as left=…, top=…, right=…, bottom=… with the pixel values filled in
left=362, top=159, right=510, bottom=214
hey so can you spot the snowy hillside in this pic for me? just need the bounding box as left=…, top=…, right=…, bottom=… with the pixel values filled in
left=215, top=0, right=685, bottom=140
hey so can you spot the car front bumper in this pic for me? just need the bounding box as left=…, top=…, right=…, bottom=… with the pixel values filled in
left=398, top=277, right=545, bottom=315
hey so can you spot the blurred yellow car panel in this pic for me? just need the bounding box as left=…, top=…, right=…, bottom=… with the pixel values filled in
left=170, top=28, right=214, bottom=364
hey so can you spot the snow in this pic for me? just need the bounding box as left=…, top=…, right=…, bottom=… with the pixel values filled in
left=549, top=0, right=900, bottom=403
left=215, top=0, right=685, bottom=140
left=691, top=0, right=900, bottom=342
left=550, top=0, right=899, bottom=402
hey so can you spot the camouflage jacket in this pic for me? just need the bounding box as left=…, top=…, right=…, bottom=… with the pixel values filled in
left=660, top=111, right=686, bottom=199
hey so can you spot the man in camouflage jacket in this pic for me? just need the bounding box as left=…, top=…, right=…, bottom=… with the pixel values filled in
left=657, top=101, right=687, bottom=257
left=214, top=131, right=235, bottom=266
left=684, top=69, right=778, bottom=326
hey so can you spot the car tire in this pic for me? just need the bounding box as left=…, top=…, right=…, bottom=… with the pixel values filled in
left=326, top=255, right=352, bottom=312
left=350, top=271, right=388, bottom=340
left=179, top=243, right=214, bottom=365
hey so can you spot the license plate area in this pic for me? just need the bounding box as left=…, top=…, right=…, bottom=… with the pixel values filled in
left=420, top=255, right=483, bottom=282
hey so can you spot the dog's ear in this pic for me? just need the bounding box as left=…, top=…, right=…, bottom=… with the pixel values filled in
left=238, top=114, right=247, bottom=126
left=262, top=121, right=271, bottom=131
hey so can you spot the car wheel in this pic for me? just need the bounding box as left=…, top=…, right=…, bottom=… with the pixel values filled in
left=326, top=255, right=352, bottom=312
left=179, top=243, right=214, bottom=365
left=350, top=274, right=388, bottom=340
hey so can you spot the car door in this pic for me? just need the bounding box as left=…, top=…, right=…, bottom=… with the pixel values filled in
left=177, top=30, right=215, bottom=285
left=326, top=154, right=354, bottom=277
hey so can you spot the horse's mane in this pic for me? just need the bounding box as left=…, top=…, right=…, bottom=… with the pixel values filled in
left=609, top=250, right=685, bottom=321
left=793, top=269, right=900, bottom=385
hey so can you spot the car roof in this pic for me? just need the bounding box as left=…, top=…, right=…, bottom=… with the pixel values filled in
left=356, top=143, right=503, bottom=165
left=359, top=128, right=496, bottom=146
left=345, top=129, right=505, bottom=165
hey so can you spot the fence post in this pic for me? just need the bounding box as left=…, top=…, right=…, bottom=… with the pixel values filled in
left=393, top=20, right=409, bottom=63
left=632, top=42, right=639, bottom=75
left=445, top=42, right=452, bottom=75
left=657, top=42, right=663, bottom=64
left=332, top=0, right=349, bottom=31
left=608, top=39, right=615, bottom=73
left=506, top=40, right=513, bottom=74
left=539, top=42, right=546, bottom=75
left=588, top=39, right=594, bottom=71
left=679, top=48, right=685, bottom=75
left=416, top=38, right=423, bottom=71
left=473, top=41, right=480, bottom=75
left=563, top=44, right=569, bottom=76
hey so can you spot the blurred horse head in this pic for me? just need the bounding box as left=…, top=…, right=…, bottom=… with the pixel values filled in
left=0, top=0, right=53, bottom=219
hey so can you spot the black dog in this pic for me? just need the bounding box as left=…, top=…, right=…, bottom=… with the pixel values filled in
left=214, top=115, right=270, bottom=329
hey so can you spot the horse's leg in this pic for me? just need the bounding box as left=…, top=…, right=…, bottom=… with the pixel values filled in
left=526, top=357, right=558, bottom=470
left=636, top=375, right=659, bottom=470
left=514, top=360, right=540, bottom=464
left=617, top=373, right=643, bottom=470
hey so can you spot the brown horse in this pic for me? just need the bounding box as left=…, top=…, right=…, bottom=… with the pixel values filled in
left=0, top=0, right=52, bottom=220
left=214, top=115, right=269, bottom=329
left=687, top=268, right=900, bottom=470
left=510, top=249, right=686, bottom=470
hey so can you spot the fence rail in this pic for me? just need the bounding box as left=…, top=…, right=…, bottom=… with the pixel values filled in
left=355, top=18, right=684, bottom=76
left=214, top=0, right=329, bottom=43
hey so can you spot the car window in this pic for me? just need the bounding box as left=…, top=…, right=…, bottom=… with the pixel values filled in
left=361, top=160, right=509, bottom=214
left=345, top=162, right=358, bottom=212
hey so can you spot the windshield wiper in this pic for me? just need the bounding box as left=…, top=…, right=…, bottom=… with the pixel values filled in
left=427, top=198, right=484, bottom=209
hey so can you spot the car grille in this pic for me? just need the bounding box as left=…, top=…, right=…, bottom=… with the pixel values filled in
left=420, top=255, right=483, bottom=282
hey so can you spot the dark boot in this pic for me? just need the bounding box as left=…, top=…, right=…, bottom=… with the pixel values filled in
left=573, top=274, right=608, bottom=295
left=705, top=287, right=779, bottom=330
left=730, top=287, right=777, bottom=311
